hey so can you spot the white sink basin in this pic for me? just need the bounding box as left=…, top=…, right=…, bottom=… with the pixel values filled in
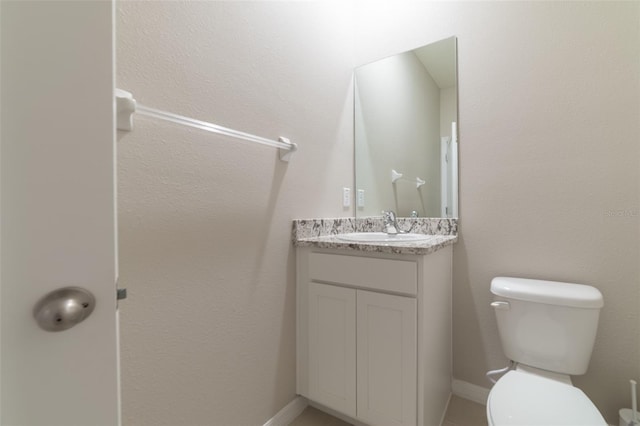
left=335, top=232, right=431, bottom=243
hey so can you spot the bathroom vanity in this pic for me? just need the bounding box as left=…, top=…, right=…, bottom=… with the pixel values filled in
left=294, top=34, right=460, bottom=426
left=293, top=218, right=456, bottom=426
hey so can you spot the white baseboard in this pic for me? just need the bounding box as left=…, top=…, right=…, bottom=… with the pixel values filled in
left=452, top=379, right=491, bottom=406
left=307, top=400, right=368, bottom=426
left=263, top=396, right=308, bottom=426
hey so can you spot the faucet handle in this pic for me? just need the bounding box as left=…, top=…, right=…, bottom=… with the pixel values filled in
left=382, top=210, right=399, bottom=235
left=382, top=210, right=396, bottom=222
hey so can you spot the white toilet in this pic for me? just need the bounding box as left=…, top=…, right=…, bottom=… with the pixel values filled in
left=487, top=277, right=607, bottom=426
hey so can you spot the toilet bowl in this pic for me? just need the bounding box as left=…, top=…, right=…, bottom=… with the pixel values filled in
left=487, top=367, right=606, bottom=425
left=487, top=277, right=606, bottom=426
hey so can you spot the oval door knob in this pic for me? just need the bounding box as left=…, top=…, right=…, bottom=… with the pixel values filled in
left=33, top=287, right=96, bottom=332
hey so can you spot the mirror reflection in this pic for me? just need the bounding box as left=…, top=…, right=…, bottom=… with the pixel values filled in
left=355, top=37, right=458, bottom=218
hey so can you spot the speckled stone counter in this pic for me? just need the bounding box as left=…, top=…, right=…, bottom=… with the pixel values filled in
left=292, top=217, right=457, bottom=255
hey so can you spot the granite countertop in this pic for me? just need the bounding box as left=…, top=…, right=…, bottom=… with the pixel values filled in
left=295, top=233, right=457, bottom=255
left=292, top=217, right=458, bottom=255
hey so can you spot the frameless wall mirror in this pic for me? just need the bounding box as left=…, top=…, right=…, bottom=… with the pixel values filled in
left=355, top=36, right=458, bottom=218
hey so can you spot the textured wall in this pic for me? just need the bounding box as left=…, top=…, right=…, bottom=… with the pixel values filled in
left=354, top=2, right=639, bottom=423
left=117, top=1, right=640, bottom=425
left=116, top=2, right=353, bottom=425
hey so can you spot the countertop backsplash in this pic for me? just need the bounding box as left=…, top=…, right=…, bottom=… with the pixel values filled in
left=292, top=217, right=457, bottom=240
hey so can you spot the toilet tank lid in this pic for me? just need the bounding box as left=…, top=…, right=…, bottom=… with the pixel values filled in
left=491, top=277, right=604, bottom=308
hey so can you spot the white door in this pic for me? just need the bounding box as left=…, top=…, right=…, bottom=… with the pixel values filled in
left=357, top=290, right=417, bottom=426
left=440, top=122, right=459, bottom=218
left=308, top=282, right=356, bottom=417
left=1, top=1, right=120, bottom=425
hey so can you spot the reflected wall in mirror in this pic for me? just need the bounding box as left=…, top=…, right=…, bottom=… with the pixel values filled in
left=355, top=36, right=458, bottom=218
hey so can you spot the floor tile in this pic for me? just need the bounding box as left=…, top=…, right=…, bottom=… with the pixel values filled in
left=288, top=395, right=487, bottom=426
left=442, top=395, right=488, bottom=426
left=288, top=406, right=353, bottom=426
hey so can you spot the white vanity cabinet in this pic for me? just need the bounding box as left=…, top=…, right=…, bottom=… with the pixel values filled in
left=296, top=246, right=452, bottom=426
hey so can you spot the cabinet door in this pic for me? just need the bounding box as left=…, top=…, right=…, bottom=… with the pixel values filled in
left=357, top=290, right=417, bottom=426
left=308, top=282, right=357, bottom=417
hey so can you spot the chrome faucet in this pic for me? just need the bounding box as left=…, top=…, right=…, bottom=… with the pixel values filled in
left=382, top=210, right=400, bottom=235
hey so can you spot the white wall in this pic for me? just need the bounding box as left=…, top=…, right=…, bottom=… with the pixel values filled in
left=116, top=2, right=353, bottom=425
left=117, top=1, right=640, bottom=425
left=353, top=2, right=639, bottom=422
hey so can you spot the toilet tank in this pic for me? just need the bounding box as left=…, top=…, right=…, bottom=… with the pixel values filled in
left=491, top=277, right=604, bottom=375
